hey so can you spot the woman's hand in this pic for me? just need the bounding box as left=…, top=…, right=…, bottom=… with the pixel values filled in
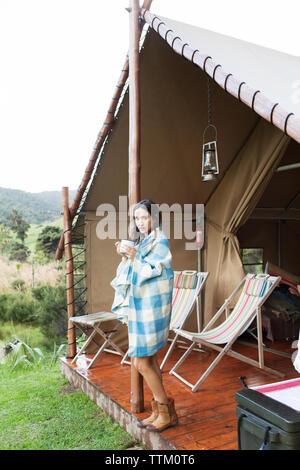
left=114, top=241, right=136, bottom=261
left=115, top=241, right=122, bottom=255
left=122, top=245, right=136, bottom=261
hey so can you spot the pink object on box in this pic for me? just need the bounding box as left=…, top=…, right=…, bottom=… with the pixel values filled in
left=253, top=378, right=300, bottom=411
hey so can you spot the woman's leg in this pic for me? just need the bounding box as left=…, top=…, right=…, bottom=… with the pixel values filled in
left=134, top=355, right=168, bottom=404
left=150, top=354, right=162, bottom=381
left=134, top=354, right=178, bottom=432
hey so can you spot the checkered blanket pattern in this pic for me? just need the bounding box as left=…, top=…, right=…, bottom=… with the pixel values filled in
left=111, top=227, right=174, bottom=357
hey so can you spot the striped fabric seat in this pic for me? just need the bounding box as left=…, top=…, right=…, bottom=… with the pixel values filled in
left=179, top=276, right=272, bottom=345
left=171, top=287, right=198, bottom=330
left=173, top=270, right=198, bottom=289
left=159, top=270, right=209, bottom=370
left=170, top=271, right=204, bottom=330
left=170, top=273, right=283, bottom=392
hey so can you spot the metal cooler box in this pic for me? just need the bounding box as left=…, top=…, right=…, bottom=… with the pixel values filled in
left=236, top=378, right=300, bottom=450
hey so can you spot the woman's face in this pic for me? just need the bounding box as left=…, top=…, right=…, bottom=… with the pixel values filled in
left=134, top=207, right=152, bottom=235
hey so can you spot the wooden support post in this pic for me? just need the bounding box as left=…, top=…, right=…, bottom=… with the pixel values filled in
left=55, top=0, right=153, bottom=261
left=62, top=187, right=76, bottom=359
left=128, top=0, right=141, bottom=211
left=128, top=0, right=144, bottom=414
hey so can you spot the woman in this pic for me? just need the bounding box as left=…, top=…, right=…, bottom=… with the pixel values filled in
left=111, top=199, right=178, bottom=432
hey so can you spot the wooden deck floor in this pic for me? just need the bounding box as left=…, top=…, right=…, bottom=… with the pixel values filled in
left=60, top=335, right=298, bottom=451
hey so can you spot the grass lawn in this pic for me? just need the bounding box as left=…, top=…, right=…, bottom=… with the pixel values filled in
left=0, top=364, right=139, bottom=450
left=0, top=323, right=45, bottom=348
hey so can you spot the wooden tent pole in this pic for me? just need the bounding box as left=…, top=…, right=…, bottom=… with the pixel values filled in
left=128, top=0, right=141, bottom=210
left=55, top=0, right=153, bottom=261
left=128, top=0, right=144, bottom=414
left=62, top=187, right=76, bottom=359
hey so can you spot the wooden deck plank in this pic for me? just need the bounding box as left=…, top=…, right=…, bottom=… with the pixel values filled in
left=60, top=336, right=298, bottom=450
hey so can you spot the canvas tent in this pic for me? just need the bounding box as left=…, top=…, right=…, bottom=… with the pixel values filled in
left=57, top=7, right=300, bottom=348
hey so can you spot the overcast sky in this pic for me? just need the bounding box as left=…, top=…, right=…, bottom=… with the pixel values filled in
left=0, top=0, right=299, bottom=193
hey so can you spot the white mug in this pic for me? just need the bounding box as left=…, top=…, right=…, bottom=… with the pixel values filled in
left=119, top=239, right=136, bottom=254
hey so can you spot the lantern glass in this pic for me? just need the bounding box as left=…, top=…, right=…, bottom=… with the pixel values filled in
left=202, top=141, right=219, bottom=181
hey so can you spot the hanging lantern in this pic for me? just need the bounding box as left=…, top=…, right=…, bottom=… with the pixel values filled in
left=202, top=124, right=219, bottom=181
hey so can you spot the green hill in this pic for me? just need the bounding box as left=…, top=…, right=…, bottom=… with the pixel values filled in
left=25, top=217, right=64, bottom=252
left=0, top=187, right=77, bottom=225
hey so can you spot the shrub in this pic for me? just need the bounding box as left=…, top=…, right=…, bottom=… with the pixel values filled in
left=0, top=293, right=10, bottom=321
left=0, top=222, right=13, bottom=254
left=32, top=284, right=68, bottom=339
left=8, top=242, right=30, bottom=262
left=0, top=291, right=36, bottom=323
left=33, top=250, right=51, bottom=266
left=11, top=279, right=26, bottom=291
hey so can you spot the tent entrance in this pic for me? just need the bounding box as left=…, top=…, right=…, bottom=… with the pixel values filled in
left=237, top=138, right=300, bottom=343
left=238, top=138, right=300, bottom=277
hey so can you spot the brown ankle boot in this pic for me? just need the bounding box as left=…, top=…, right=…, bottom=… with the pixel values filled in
left=137, top=399, right=158, bottom=428
left=146, top=397, right=178, bottom=432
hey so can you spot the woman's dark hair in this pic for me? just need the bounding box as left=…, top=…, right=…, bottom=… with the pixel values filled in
left=132, top=199, right=161, bottom=241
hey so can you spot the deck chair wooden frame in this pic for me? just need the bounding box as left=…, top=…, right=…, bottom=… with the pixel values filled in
left=70, top=311, right=126, bottom=370
left=120, top=270, right=209, bottom=367
left=169, top=274, right=284, bottom=392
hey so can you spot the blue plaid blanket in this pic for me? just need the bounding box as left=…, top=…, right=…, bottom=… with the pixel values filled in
left=111, top=227, right=174, bottom=357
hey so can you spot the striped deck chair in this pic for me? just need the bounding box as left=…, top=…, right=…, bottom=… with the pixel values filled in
left=170, top=274, right=284, bottom=392
left=120, top=270, right=209, bottom=366
left=159, top=270, right=209, bottom=370
left=69, top=311, right=126, bottom=370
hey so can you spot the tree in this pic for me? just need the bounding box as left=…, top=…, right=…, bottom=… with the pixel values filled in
left=8, top=242, right=30, bottom=262
left=0, top=222, right=13, bottom=254
left=6, top=209, right=30, bottom=243
left=32, top=283, right=67, bottom=338
left=35, top=225, right=61, bottom=258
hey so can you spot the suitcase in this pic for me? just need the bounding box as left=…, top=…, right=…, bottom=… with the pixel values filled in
left=236, top=388, right=300, bottom=450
